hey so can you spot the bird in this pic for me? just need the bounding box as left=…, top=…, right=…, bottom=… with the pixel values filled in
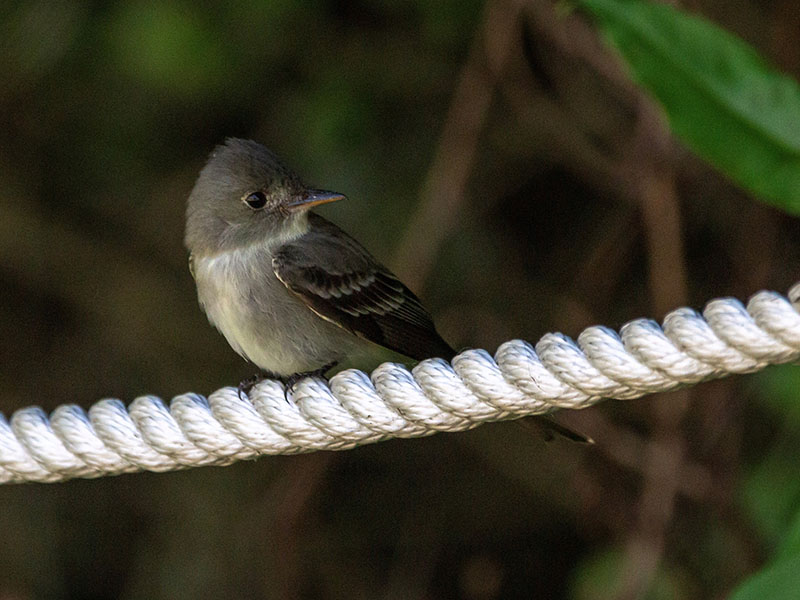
left=185, top=138, right=454, bottom=389
left=185, top=138, right=590, bottom=443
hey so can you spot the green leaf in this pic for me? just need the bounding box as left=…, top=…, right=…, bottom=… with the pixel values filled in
left=569, top=548, right=687, bottom=600
left=777, top=508, right=800, bottom=562
left=753, top=365, right=800, bottom=427
left=732, top=404, right=800, bottom=599
left=578, top=0, right=800, bottom=214
left=740, top=439, right=800, bottom=546
left=728, top=554, right=800, bottom=600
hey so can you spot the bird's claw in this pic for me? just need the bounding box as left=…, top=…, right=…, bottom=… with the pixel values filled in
left=237, top=363, right=338, bottom=401
left=284, top=362, right=338, bottom=394
left=237, top=373, right=265, bottom=400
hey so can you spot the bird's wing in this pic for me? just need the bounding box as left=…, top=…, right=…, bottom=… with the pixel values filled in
left=272, top=214, right=455, bottom=361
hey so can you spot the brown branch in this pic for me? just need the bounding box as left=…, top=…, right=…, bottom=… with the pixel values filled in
left=563, top=408, right=716, bottom=504
left=613, top=99, right=691, bottom=600
left=513, top=4, right=696, bottom=594
left=391, top=0, right=525, bottom=288
left=271, top=452, right=337, bottom=600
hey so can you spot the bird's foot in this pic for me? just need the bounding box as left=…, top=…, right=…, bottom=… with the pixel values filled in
left=238, top=374, right=263, bottom=400
left=237, top=371, right=281, bottom=400
left=284, top=362, right=338, bottom=393
left=237, top=363, right=338, bottom=401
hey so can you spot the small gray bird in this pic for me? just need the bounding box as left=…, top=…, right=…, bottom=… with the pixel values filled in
left=185, top=138, right=454, bottom=389
left=185, top=139, right=590, bottom=443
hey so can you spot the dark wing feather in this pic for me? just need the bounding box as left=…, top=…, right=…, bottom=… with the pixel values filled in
left=273, top=214, right=455, bottom=361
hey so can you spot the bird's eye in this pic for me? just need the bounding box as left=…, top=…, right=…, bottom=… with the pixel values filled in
left=243, top=191, right=267, bottom=210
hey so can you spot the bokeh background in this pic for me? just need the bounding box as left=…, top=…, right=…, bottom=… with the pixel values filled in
left=1, top=1, right=799, bottom=598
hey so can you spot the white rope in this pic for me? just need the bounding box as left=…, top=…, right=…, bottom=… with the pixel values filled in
left=3, top=283, right=800, bottom=484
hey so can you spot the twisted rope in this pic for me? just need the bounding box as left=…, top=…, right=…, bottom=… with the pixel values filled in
left=3, top=283, right=799, bottom=484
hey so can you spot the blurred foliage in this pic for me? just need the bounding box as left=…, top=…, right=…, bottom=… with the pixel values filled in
left=577, top=1, right=800, bottom=594
left=1, top=0, right=799, bottom=599
left=579, top=0, right=800, bottom=212
left=729, top=555, right=800, bottom=600
left=729, top=504, right=800, bottom=599
left=568, top=548, right=690, bottom=600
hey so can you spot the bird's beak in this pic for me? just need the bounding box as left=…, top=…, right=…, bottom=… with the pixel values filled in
left=286, top=190, right=346, bottom=212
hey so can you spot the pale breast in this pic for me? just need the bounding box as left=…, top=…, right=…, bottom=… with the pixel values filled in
left=192, top=244, right=356, bottom=375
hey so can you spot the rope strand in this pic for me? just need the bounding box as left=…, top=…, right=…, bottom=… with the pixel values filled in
left=3, top=283, right=799, bottom=484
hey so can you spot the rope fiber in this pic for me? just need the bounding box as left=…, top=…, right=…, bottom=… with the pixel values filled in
left=3, top=283, right=799, bottom=484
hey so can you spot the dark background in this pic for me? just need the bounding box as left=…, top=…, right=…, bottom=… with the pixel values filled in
left=1, top=1, right=799, bottom=598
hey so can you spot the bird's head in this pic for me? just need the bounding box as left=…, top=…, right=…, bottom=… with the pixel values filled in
left=184, top=138, right=344, bottom=254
